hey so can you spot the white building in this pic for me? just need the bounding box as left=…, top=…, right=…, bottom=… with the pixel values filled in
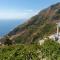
left=49, top=23, right=60, bottom=43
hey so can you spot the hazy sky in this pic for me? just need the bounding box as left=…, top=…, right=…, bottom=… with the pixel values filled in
left=0, top=0, right=60, bottom=20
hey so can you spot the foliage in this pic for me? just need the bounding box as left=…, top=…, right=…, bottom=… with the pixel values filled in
left=41, top=39, right=60, bottom=60
left=4, top=37, right=12, bottom=46
left=1, top=39, right=60, bottom=60
left=0, top=44, right=40, bottom=60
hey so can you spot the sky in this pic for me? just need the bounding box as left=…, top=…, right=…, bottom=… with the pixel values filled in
left=0, top=0, right=60, bottom=20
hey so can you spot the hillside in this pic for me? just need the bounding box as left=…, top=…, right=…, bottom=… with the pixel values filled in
left=6, top=2, right=60, bottom=44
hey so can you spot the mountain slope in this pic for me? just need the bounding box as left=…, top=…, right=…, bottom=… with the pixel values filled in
left=7, top=2, right=60, bottom=44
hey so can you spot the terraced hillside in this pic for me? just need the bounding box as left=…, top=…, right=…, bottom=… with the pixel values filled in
left=4, top=3, right=60, bottom=44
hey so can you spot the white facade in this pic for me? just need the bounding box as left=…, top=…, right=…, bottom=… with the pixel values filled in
left=49, top=23, right=60, bottom=43
left=49, top=33, right=60, bottom=43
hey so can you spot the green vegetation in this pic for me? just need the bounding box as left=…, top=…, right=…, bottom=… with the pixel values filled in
left=4, top=36, right=12, bottom=46
left=41, top=39, right=60, bottom=60
left=0, top=44, right=40, bottom=60
left=1, top=39, right=60, bottom=60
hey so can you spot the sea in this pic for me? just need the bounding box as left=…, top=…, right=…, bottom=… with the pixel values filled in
left=0, top=19, right=26, bottom=37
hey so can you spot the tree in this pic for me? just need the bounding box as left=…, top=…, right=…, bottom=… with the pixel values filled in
left=4, top=36, right=12, bottom=46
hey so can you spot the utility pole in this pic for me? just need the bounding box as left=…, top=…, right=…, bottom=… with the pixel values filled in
left=55, top=23, right=60, bottom=41
left=57, top=23, right=59, bottom=37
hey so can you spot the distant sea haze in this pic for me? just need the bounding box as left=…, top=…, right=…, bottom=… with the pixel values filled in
left=0, top=19, right=25, bottom=37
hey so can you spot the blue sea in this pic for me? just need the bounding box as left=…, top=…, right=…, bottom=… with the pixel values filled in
left=0, top=19, right=26, bottom=37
